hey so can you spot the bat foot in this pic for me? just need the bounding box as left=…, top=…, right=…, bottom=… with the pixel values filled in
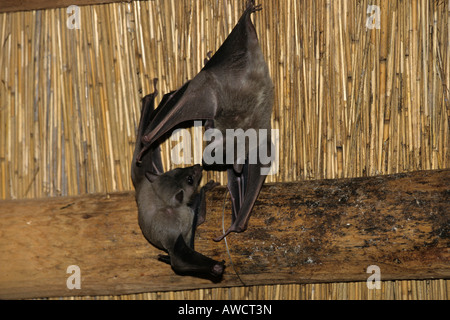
left=252, top=4, right=262, bottom=12
left=247, top=0, right=262, bottom=13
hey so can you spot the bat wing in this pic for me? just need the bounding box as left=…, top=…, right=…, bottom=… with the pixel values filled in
left=131, top=79, right=164, bottom=187
left=136, top=74, right=219, bottom=163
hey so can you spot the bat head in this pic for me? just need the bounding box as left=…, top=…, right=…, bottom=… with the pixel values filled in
left=145, top=164, right=203, bottom=207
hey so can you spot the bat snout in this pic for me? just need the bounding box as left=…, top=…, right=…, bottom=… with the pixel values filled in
left=191, top=164, right=203, bottom=185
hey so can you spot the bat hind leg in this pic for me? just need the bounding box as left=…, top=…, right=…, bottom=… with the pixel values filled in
left=214, top=161, right=267, bottom=242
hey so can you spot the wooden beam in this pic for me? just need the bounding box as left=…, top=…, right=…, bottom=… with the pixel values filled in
left=0, top=0, right=131, bottom=13
left=0, top=170, right=449, bottom=299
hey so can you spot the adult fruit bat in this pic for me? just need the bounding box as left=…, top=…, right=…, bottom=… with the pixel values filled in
left=136, top=0, right=274, bottom=241
left=132, top=80, right=225, bottom=278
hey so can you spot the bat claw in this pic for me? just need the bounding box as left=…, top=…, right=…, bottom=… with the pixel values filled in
left=247, top=0, right=262, bottom=13
left=252, top=4, right=262, bottom=12
left=136, top=143, right=151, bottom=164
left=204, top=50, right=213, bottom=66
left=152, top=78, right=158, bottom=93
left=213, top=232, right=229, bottom=242
left=213, top=224, right=245, bottom=242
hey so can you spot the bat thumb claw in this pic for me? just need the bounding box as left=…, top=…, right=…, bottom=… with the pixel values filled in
left=214, top=222, right=248, bottom=241
left=213, top=234, right=227, bottom=242
left=213, top=228, right=233, bottom=242
left=152, top=78, right=158, bottom=96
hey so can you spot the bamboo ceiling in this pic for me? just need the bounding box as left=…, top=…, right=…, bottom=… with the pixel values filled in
left=0, top=0, right=449, bottom=200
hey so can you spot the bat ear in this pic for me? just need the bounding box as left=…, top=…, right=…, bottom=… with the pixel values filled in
left=145, top=171, right=159, bottom=183
left=174, top=189, right=184, bottom=204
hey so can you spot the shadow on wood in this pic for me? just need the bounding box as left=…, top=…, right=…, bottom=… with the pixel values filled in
left=0, top=170, right=448, bottom=299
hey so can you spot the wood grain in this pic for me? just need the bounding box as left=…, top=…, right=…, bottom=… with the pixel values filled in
left=0, top=169, right=448, bottom=299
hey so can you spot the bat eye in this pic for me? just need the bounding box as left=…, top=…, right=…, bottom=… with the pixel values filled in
left=187, top=176, right=194, bottom=185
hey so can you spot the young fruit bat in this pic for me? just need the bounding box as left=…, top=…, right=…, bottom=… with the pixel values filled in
left=131, top=81, right=225, bottom=278
left=135, top=0, right=274, bottom=241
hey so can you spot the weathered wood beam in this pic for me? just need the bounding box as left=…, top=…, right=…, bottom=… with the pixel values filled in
left=0, top=0, right=130, bottom=13
left=0, top=170, right=449, bottom=299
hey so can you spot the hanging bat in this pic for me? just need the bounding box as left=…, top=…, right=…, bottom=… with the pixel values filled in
left=136, top=0, right=274, bottom=241
left=132, top=80, right=224, bottom=278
